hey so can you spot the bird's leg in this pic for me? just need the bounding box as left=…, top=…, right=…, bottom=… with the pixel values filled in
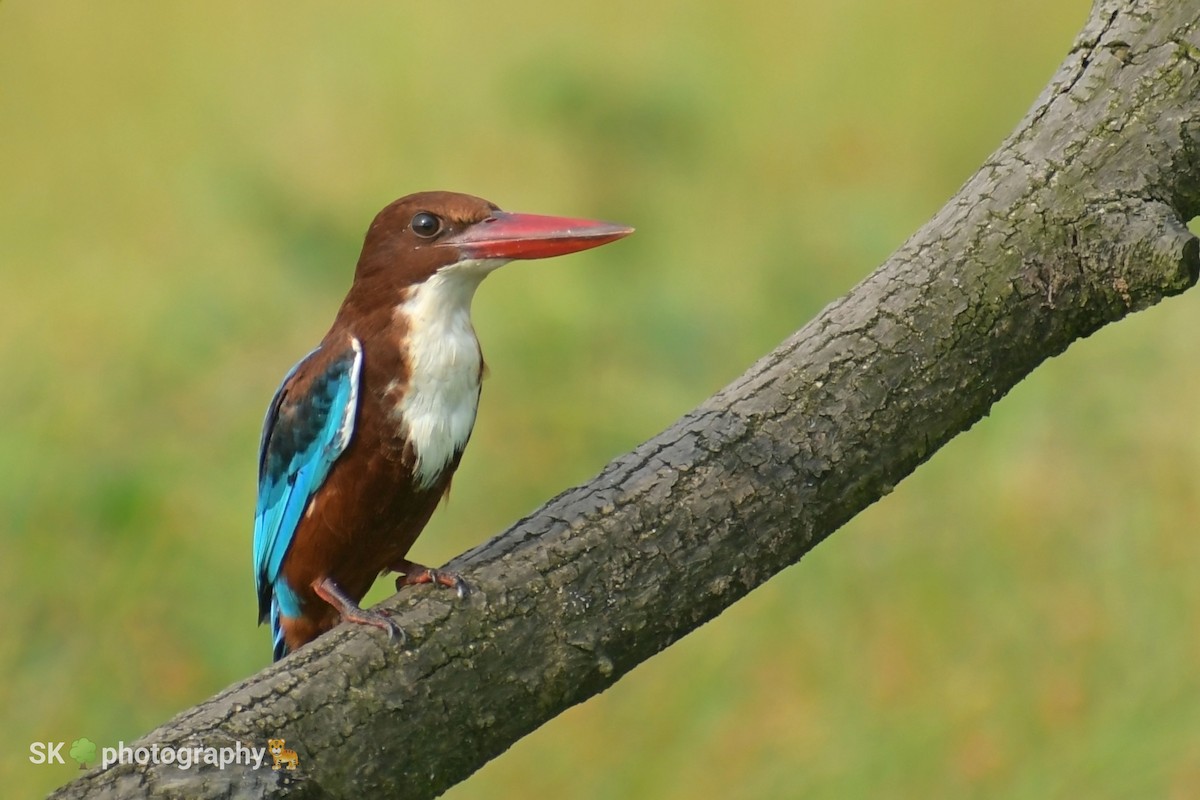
left=311, top=577, right=406, bottom=645
left=391, top=558, right=471, bottom=599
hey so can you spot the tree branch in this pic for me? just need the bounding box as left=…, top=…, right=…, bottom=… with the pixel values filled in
left=53, top=1, right=1200, bottom=797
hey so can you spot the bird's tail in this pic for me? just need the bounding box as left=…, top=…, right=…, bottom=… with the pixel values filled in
left=270, top=597, right=288, bottom=662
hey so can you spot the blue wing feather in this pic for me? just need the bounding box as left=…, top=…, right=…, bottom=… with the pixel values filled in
left=253, top=339, right=363, bottom=645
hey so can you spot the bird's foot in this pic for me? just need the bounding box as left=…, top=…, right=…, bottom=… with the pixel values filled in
left=391, top=559, right=471, bottom=599
left=312, top=577, right=406, bottom=646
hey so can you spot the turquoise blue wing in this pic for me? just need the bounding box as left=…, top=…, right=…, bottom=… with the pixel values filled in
left=253, top=339, right=362, bottom=656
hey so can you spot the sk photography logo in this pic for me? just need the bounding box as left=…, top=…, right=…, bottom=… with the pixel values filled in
left=30, top=737, right=301, bottom=772
left=29, top=738, right=97, bottom=769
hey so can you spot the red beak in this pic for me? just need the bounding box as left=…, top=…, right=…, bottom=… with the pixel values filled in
left=441, top=211, right=634, bottom=260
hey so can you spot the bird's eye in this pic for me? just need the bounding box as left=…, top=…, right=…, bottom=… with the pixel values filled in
left=410, top=212, right=443, bottom=239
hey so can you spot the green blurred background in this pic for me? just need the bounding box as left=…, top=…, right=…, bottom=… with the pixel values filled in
left=5, top=1, right=1200, bottom=797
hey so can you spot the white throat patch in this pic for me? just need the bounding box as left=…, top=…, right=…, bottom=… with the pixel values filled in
left=393, top=258, right=505, bottom=488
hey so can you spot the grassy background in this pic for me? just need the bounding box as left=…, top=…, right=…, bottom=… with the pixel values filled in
left=5, top=1, right=1200, bottom=797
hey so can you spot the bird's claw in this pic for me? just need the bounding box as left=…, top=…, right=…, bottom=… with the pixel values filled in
left=344, top=606, right=407, bottom=648
left=378, top=610, right=408, bottom=647
left=394, top=563, right=472, bottom=599
left=446, top=573, right=472, bottom=599
left=313, top=577, right=407, bottom=647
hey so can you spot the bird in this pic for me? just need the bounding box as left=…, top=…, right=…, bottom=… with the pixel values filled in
left=253, top=191, right=633, bottom=661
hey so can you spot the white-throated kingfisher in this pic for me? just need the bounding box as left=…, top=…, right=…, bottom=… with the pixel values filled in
left=254, top=191, right=633, bottom=661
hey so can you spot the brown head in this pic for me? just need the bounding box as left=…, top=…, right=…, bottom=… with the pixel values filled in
left=339, top=191, right=633, bottom=319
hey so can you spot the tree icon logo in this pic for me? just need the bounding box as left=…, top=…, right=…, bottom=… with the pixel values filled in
left=70, top=738, right=97, bottom=770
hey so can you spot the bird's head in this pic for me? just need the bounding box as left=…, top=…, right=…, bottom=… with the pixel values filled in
left=349, top=191, right=633, bottom=299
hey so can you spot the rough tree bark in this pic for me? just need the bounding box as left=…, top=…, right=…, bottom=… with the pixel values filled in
left=52, top=1, right=1200, bottom=798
